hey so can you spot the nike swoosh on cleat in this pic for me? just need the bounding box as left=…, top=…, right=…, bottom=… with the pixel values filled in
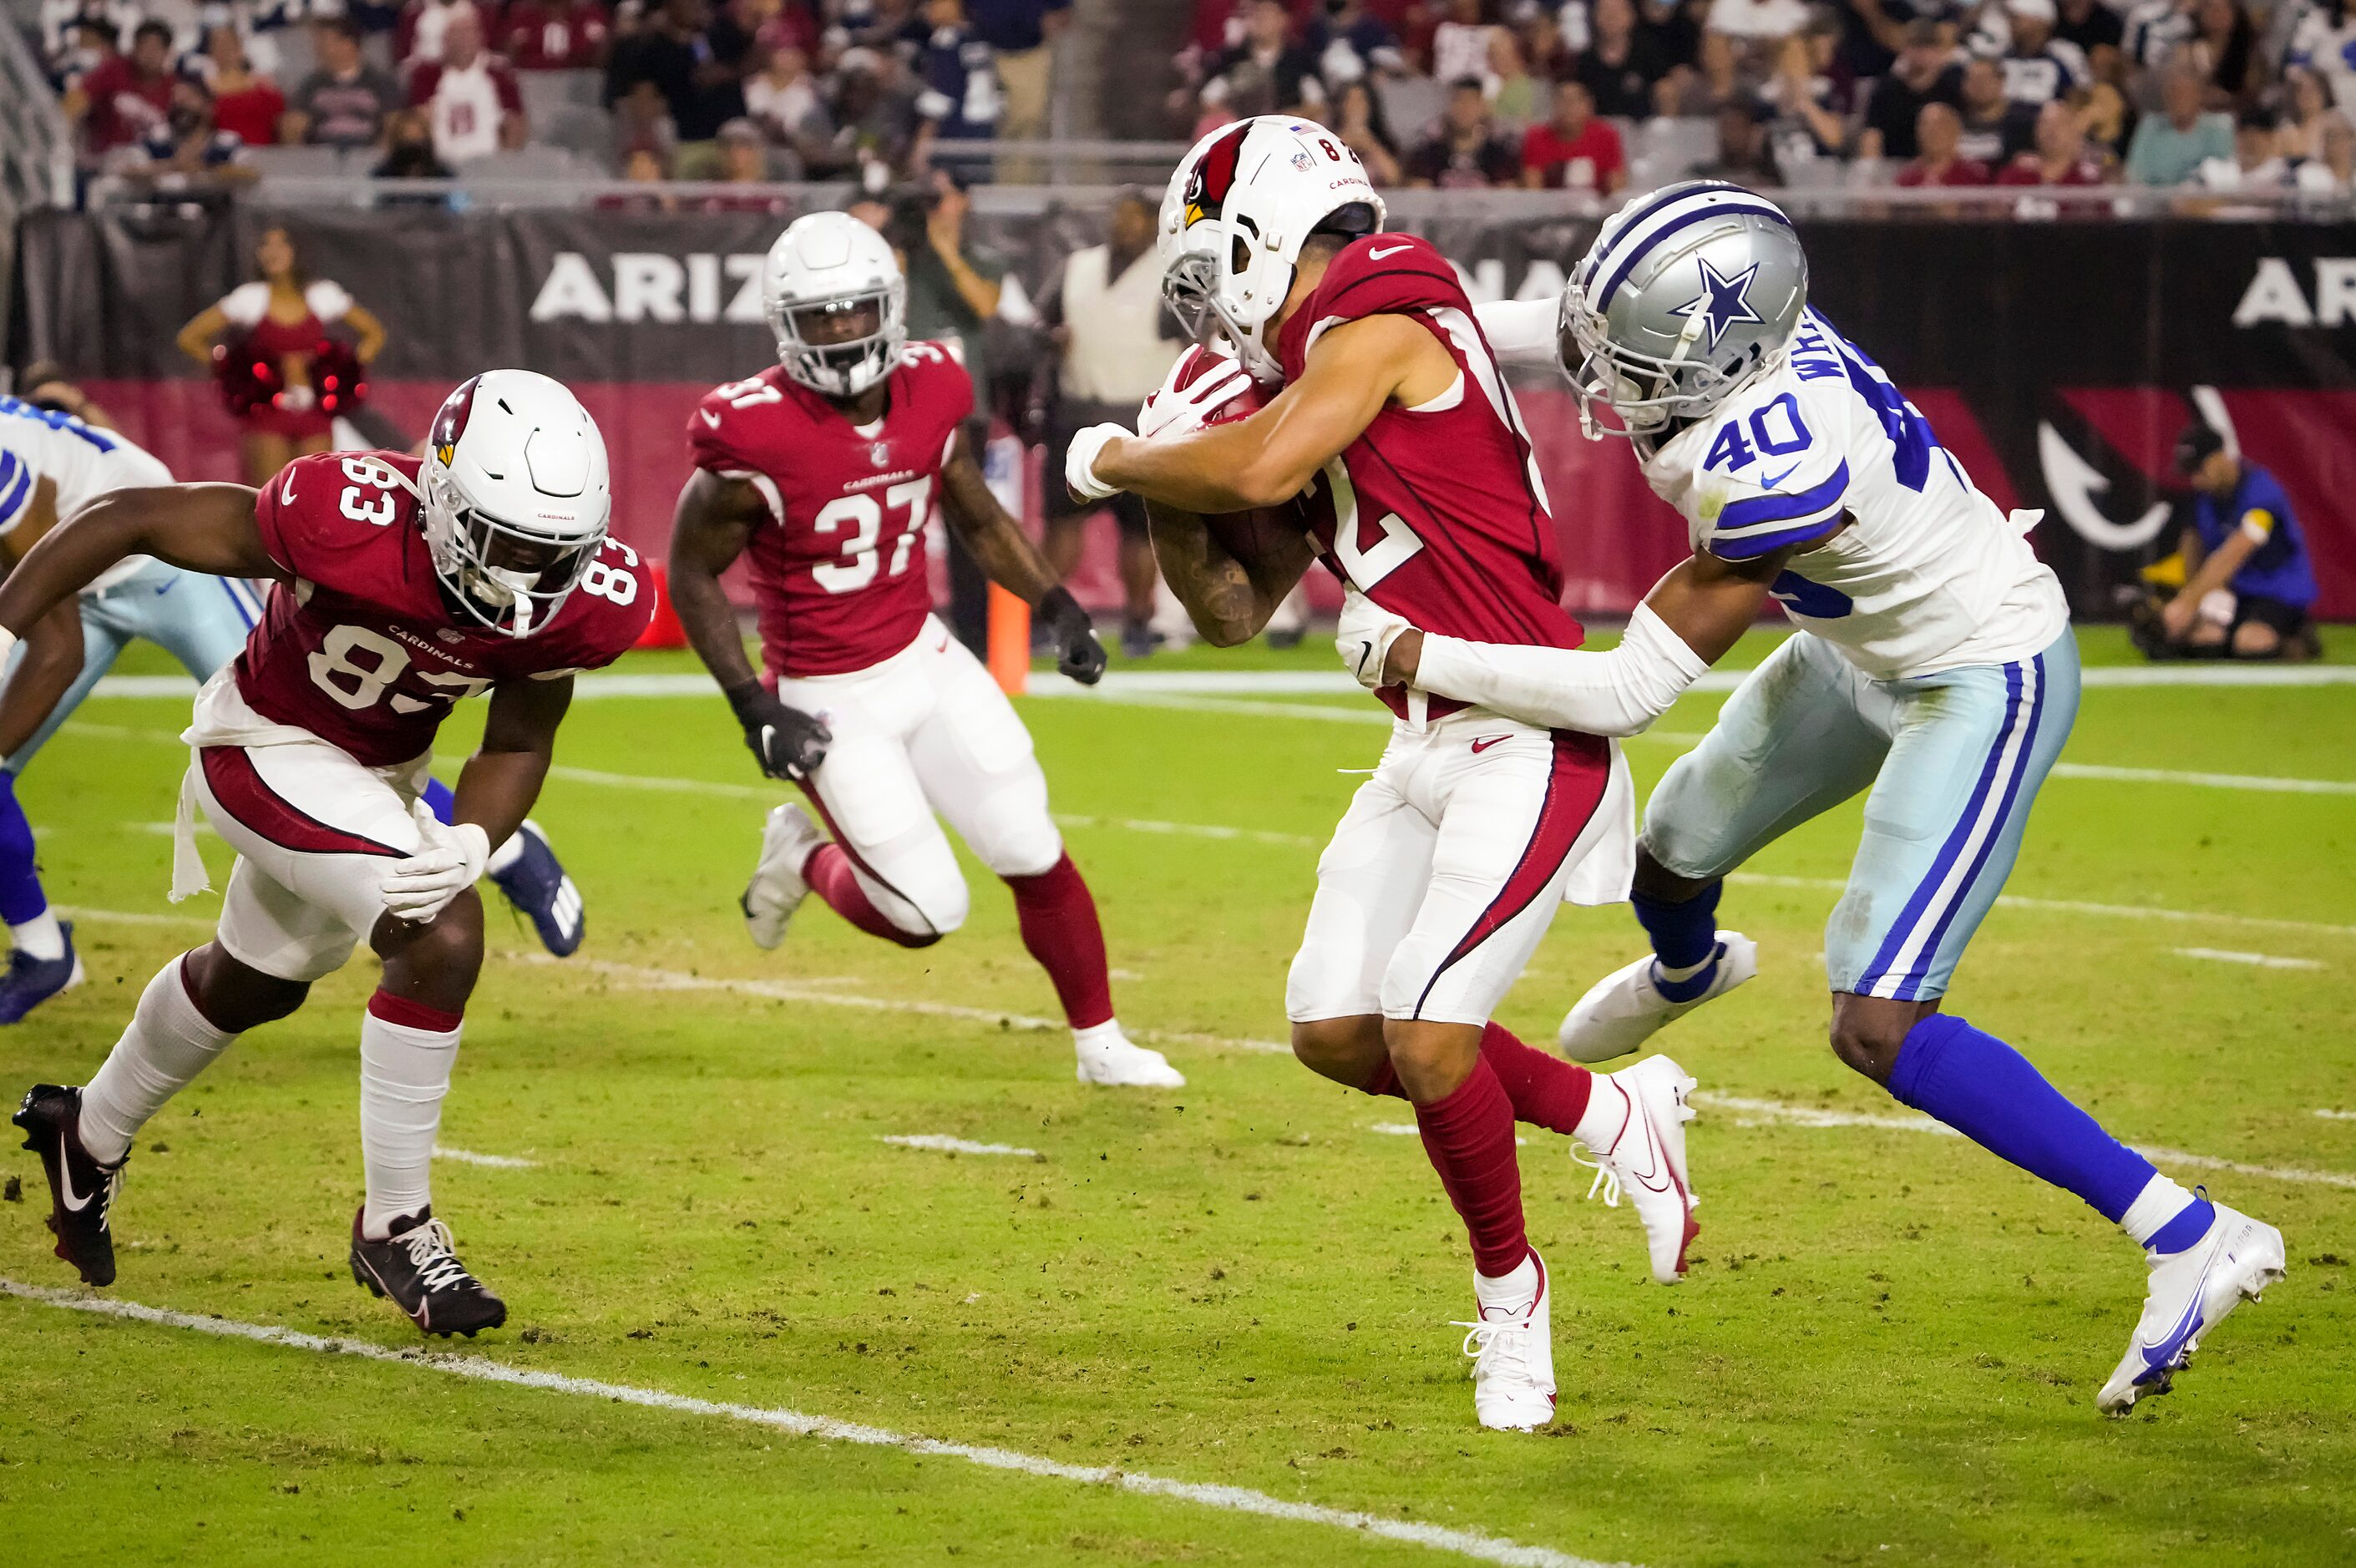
left=57, top=1130, right=92, bottom=1211
left=2135, top=1255, right=2220, bottom=1378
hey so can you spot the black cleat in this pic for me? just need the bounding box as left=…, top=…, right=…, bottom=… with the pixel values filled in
left=13, top=1084, right=124, bottom=1287
left=348, top=1206, right=507, bottom=1338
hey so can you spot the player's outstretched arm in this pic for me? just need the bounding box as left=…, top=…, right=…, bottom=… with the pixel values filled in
left=937, top=431, right=1105, bottom=685
left=0, top=483, right=281, bottom=644
left=1144, top=498, right=1315, bottom=648
left=667, top=469, right=830, bottom=780
left=0, top=478, right=89, bottom=754
left=1088, top=315, right=1451, bottom=514
left=1354, top=548, right=1795, bottom=736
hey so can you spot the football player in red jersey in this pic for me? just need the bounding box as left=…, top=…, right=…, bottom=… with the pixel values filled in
left=0, top=371, right=650, bottom=1337
left=1066, top=118, right=1705, bottom=1429
left=669, top=210, right=1183, bottom=1090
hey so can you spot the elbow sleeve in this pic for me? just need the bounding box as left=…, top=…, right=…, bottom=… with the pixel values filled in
left=1415, top=604, right=1710, bottom=736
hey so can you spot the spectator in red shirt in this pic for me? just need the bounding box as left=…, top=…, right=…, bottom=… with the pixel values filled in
left=503, top=0, right=613, bottom=70
left=1897, top=102, right=1995, bottom=185
left=408, top=9, right=528, bottom=162
left=1403, top=75, right=1521, bottom=187
left=195, top=26, right=286, bottom=150
left=68, top=20, right=177, bottom=155
left=1999, top=99, right=2115, bottom=185
left=1520, top=78, right=1626, bottom=193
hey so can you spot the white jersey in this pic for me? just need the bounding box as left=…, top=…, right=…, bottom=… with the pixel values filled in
left=0, top=396, right=174, bottom=593
left=1640, top=308, right=2066, bottom=680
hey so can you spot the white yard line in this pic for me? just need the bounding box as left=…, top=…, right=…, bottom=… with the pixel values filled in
left=0, top=1280, right=1626, bottom=1568
left=536, top=956, right=1290, bottom=1057
left=2051, top=763, right=2356, bottom=797
left=2171, top=947, right=2328, bottom=971
left=433, top=1145, right=538, bottom=1169
left=2315, top=1110, right=2356, bottom=1121
left=880, top=1134, right=1041, bottom=1157
left=1694, top=1093, right=2356, bottom=1191
left=1725, top=873, right=2356, bottom=940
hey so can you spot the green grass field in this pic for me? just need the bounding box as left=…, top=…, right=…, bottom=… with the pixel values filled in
left=3, top=626, right=2352, bottom=1566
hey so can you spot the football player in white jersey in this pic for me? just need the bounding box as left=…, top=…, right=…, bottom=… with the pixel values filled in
left=1336, top=182, right=2285, bottom=1414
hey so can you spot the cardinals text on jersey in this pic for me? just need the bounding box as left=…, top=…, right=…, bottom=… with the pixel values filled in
left=1640, top=307, right=2066, bottom=680
left=687, top=342, right=973, bottom=680
left=225, top=451, right=651, bottom=766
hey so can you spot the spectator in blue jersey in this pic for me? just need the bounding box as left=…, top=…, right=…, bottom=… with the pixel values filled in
left=903, top=0, right=1001, bottom=159
left=2163, top=422, right=2323, bottom=660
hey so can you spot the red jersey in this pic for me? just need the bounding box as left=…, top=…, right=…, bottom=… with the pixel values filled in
left=238, top=451, right=651, bottom=767
left=1277, top=233, right=1583, bottom=713
left=687, top=345, right=974, bottom=680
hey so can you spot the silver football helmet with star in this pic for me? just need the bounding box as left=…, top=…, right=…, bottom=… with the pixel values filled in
left=1558, top=181, right=1809, bottom=440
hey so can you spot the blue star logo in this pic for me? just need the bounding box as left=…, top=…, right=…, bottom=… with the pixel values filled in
left=1669, top=257, right=1766, bottom=352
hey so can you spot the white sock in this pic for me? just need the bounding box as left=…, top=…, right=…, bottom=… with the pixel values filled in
left=2118, top=1172, right=2202, bottom=1247
left=11, top=909, right=65, bottom=962
left=1654, top=952, right=1715, bottom=984
left=483, top=825, right=528, bottom=877
left=80, top=958, right=237, bottom=1165
left=1572, top=1071, right=1634, bottom=1151
left=1073, top=1019, right=1126, bottom=1053
left=1474, top=1250, right=1539, bottom=1313
left=358, top=999, right=463, bottom=1239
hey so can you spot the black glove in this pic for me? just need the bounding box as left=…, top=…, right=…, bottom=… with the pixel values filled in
left=1036, top=585, right=1106, bottom=686
left=724, top=680, right=831, bottom=781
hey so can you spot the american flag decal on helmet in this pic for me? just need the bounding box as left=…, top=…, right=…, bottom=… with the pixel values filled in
left=430, top=374, right=483, bottom=465
left=1183, top=122, right=1254, bottom=228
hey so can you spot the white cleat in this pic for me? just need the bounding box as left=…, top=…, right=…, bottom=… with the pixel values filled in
left=2097, top=1200, right=2286, bottom=1415
left=1557, top=933, right=1758, bottom=1064
left=742, top=804, right=823, bottom=950
left=1073, top=1023, right=1185, bottom=1088
left=1453, top=1251, right=1557, bottom=1431
left=1574, top=1055, right=1701, bottom=1284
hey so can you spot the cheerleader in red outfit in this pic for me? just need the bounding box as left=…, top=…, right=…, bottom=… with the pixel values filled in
left=176, top=226, right=388, bottom=487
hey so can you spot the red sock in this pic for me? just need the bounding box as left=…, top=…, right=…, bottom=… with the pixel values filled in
left=1358, top=1027, right=1592, bottom=1137
left=1003, top=852, right=1115, bottom=1029
left=1479, top=1022, right=1594, bottom=1136
left=1412, top=1056, right=1529, bottom=1278
left=804, top=843, right=937, bottom=949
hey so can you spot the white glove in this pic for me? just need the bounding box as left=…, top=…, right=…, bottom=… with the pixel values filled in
left=1064, top=422, right=1127, bottom=503
left=1335, top=589, right=1414, bottom=690
left=382, top=811, right=489, bottom=924
left=1135, top=348, right=1254, bottom=441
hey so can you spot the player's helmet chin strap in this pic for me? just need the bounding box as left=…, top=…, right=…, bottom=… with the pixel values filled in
left=415, top=462, right=594, bottom=639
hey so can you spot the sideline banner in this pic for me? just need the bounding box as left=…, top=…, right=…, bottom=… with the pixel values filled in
left=13, top=205, right=2355, bottom=617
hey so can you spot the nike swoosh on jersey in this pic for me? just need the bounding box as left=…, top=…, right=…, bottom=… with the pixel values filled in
left=280, top=471, right=296, bottom=505
left=702, top=409, right=722, bottom=427
left=1759, top=463, right=1801, bottom=490
left=1368, top=244, right=1412, bottom=260
left=1469, top=735, right=1509, bottom=753
left=57, top=1131, right=92, bottom=1211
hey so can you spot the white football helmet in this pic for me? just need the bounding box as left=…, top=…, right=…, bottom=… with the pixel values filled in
left=421, top=369, right=611, bottom=639
left=762, top=210, right=907, bottom=398
left=1158, top=115, right=1386, bottom=379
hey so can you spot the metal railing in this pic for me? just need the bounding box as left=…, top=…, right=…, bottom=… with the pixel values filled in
left=171, top=170, right=2356, bottom=223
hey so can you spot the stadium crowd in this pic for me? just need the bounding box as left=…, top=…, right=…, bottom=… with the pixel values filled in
left=33, top=0, right=1068, bottom=189
left=23, top=0, right=2356, bottom=196
left=1178, top=0, right=2356, bottom=193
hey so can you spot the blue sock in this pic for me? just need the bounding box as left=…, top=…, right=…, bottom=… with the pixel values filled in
left=1889, top=1012, right=2157, bottom=1224
left=1634, top=879, right=1721, bottom=1002
left=0, top=772, right=47, bottom=927
left=422, top=776, right=458, bottom=826
left=2147, top=1196, right=2216, bottom=1254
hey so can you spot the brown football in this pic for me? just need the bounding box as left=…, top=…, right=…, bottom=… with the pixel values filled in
left=1177, top=347, right=1307, bottom=566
